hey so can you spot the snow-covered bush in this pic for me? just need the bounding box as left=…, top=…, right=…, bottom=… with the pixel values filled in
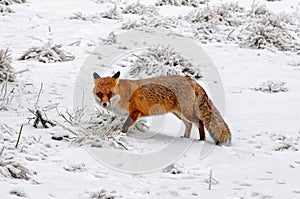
left=69, top=12, right=102, bottom=23
left=0, top=49, right=15, bottom=82
left=56, top=107, right=147, bottom=149
left=0, top=5, right=13, bottom=14
left=19, top=42, right=75, bottom=63
left=156, top=0, right=209, bottom=7
left=163, top=163, right=185, bottom=174
left=183, top=2, right=300, bottom=52
left=242, top=23, right=296, bottom=51
left=184, top=3, right=244, bottom=26
left=84, top=189, right=121, bottom=199
left=0, top=0, right=25, bottom=5
left=254, top=80, right=288, bottom=93
left=122, top=1, right=158, bottom=16
left=121, top=19, right=144, bottom=30
left=127, top=45, right=202, bottom=79
left=0, top=124, right=32, bottom=180
left=193, top=23, right=219, bottom=42
left=242, top=8, right=300, bottom=52
left=101, top=4, right=121, bottom=20
left=121, top=17, right=180, bottom=30
left=101, top=32, right=117, bottom=45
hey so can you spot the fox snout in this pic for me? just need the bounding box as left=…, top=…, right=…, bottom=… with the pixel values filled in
left=94, top=96, right=110, bottom=108
left=102, top=102, right=109, bottom=107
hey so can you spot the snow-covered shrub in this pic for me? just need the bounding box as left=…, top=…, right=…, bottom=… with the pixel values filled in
left=242, top=23, right=294, bottom=51
left=270, top=133, right=299, bottom=152
left=69, top=12, right=102, bottom=23
left=0, top=49, right=15, bottom=82
left=0, top=0, right=25, bottom=5
left=101, top=4, right=122, bottom=20
left=184, top=3, right=244, bottom=26
left=101, top=32, right=117, bottom=45
left=9, top=190, right=27, bottom=198
left=56, top=108, right=147, bottom=149
left=0, top=124, right=32, bottom=180
left=193, top=23, right=219, bottom=42
left=0, top=5, right=13, bottom=14
left=254, top=80, right=288, bottom=93
left=121, top=19, right=144, bottom=30
left=163, top=163, right=185, bottom=174
left=127, top=45, right=202, bottom=79
left=122, top=1, right=158, bottom=16
left=85, top=189, right=121, bottom=199
left=0, top=49, right=15, bottom=110
left=121, top=17, right=180, bottom=30
left=19, top=42, right=75, bottom=63
left=249, top=4, right=270, bottom=17
left=156, top=0, right=209, bottom=7
left=242, top=12, right=300, bottom=52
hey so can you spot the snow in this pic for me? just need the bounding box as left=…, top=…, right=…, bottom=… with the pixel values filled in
left=1, top=0, right=300, bottom=198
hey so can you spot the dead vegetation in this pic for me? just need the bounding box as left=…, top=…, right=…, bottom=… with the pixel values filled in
left=156, top=0, right=209, bottom=7
left=0, top=0, right=25, bottom=5
left=0, top=49, right=15, bottom=111
left=127, top=45, right=202, bottom=79
left=122, top=1, right=158, bottom=16
left=0, top=4, right=14, bottom=14
left=0, top=124, right=32, bottom=181
left=69, top=12, right=102, bottom=23
left=0, top=49, right=15, bottom=82
left=101, top=4, right=122, bottom=20
left=254, top=80, right=288, bottom=93
left=19, top=42, right=75, bottom=63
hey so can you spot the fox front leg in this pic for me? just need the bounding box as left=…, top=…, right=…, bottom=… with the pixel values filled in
left=121, top=111, right=140, bottom=134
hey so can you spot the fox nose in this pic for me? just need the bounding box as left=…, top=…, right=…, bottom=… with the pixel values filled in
left=102, top=102, right=108, bottom=107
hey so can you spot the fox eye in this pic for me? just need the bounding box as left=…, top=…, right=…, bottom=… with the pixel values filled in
left=107, top=92, right=113, bottom=98
left=97, top=92, right=103, bottom=98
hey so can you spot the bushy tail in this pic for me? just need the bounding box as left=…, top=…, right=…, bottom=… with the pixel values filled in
left=193, top=84, right=231, bottom=146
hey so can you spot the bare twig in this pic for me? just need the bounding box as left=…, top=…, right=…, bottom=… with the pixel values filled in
left=0, top=73, right=9, bottom=100
left=15, top=124, right=24, bottom=148
left=54, top=120, right=79, bottom=136
left=0, top=73, right=15, bottom=110
left=251, top=0, right=256, bottom=16
left=209, top=169, right=212, bottom=190
left=35, top=83, right=43, bottom=107
left=114, top=140, right=128, bottom=150
left=131, top=53, right=146, bottom=61
left=226, top=29, right=235, bottom=40
left=14, top=68, right=29, bottom=75
left=0, top=146, right=4, bottom=157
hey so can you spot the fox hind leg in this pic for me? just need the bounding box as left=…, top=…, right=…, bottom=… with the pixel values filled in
left=181, top=120, right=192, bottom=138
left=173, top=113, right=193, bottom=138
left=182, top=113, right=205, bottom=141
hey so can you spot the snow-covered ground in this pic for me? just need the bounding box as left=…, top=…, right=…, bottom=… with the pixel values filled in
left=1, top=0, right=300, bottom=198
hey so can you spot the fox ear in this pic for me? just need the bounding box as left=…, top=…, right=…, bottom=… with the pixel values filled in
left=112, top=71, right=120, bottom=79
left=93, top=72, right=100, bottom=84
left=93, top=72, right=100, bottom=80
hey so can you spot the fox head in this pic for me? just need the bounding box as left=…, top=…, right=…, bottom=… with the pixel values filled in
left=93, top=71, right=120, bottom=108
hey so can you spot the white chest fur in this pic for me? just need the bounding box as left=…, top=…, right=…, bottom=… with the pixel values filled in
left=107, top=94, right=128, bottom=116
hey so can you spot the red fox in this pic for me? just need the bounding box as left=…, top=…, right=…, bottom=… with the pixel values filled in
left=93, top=71, right=231, bottom=146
